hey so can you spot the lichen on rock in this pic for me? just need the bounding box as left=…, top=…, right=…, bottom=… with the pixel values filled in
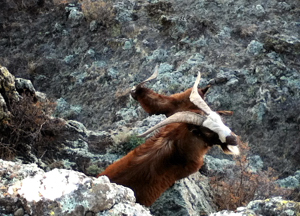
left=0, top=65, right=20, bottom=121
left=0, top=160, right=151, bottom=216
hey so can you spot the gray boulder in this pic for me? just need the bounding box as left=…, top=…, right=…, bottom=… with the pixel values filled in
left=0, top=159, right=151, bottom=216
left=210, top=197, right=300, bottom=216
left=15, top=78, right=36, bottom=95
left=276, top=170, right=300, bottom=189
left=0, top=65, right=20, bottom=120
left=150, top=172, right=217, bottom=216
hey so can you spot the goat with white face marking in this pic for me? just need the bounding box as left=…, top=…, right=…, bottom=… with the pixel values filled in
left=98, top=67, right=240, bottom=206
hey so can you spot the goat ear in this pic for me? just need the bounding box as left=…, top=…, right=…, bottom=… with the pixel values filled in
left=216, top=110, right=234, bottom=116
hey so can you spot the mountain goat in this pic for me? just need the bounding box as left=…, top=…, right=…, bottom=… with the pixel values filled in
left=98, top=66, right=240, bottom=206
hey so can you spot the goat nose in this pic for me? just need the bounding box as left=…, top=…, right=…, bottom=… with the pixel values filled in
left=225, top=133, right=238, bottom=146
left=225, top=133, right=240, bottom=155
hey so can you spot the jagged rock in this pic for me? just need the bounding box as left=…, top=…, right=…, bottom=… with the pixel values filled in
left=0, top=65, right=20, bottom=120
left=277, top=170, right=300, bottom=189
left=204, top=155, right=235, bottom=175
left=55, top=97, right=82, bottom=119
left=0, top=65, right=18, bottom=100
left=247, top=40, right=264, bottom=55
left=0, top=93, right=8, bottom=120
left=89, top=20, right=98, bottom=32
left=263, top=34, right=300, bottom=54
left=0, top=66, right=116, bottom=173
left=247, top=155, right=264, bottom=173
left=64, top=120, right=114, bottom=155
left=150, top=172, right=217, bottom=216
left=210, top=197, right=300, bottom=216
left=66, top=4, right=84, bottom=27
left=0, top=159, right=151, bottom=216
left=15, top=78, right=36, bottom=95
left=99, top=202, right=152, bottom=216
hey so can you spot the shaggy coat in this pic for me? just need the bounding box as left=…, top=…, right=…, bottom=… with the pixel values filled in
left=98, top=121, right=222, bottom=206
left=131, top=85, right=210, bottom=117
left=98, top=72, right=239, bottom=206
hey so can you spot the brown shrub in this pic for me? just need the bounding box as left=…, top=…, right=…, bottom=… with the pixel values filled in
left=233, top=24, right=258, bottom=38
left=80, top=0, right=116, bottom=27
left=8, top=0, right=53, bottom=11
left=53, top=0, right=75, bottom=4
left=0, top=94, right=65, bottom=162
left=10, top=0, right=39, bottom=9
left=209, top=142, right=292, bottom=210
left=145, top=2, right=174, bottom=17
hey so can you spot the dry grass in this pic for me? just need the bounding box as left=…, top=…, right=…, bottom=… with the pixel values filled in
left=110, top=130, right=145, bottom=156
left=209, top=142, right=292, bottom=210
left=234, top=24, right=258, bottom=38
left=0, top=94, right=65, bottom=161
left=80, top=0, right=116, bottom=27
left=53, top=0, right=75, bottom=4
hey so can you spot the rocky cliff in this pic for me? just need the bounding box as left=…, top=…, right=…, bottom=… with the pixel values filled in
left=0, top=0, right=300, bottom=215
left=1, top=0, right=299, bottom=176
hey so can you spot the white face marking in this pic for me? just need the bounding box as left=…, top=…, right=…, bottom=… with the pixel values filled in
left=202, top=112, right=232, bottom=143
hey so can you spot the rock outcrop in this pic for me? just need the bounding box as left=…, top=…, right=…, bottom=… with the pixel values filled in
left=210, top=197, right=300, bottom=216
left=151, top=172, right=217, bottom=216
left=1, top=159, right=299, bottom=216
left=0, top=159, right=151, bottom=216
left=0, top=64, right=20, bottom=120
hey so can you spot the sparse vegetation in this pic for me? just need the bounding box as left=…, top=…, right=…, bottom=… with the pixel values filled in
left=53, top=0, right=75, bottom=5
left=0, top=94, right=65, bottom=162
left=209, top=142, right=292, bottom=211
left=11, top=0, right=40, bottom=9
left=9, top=0, right=53, bottom=12
left=86, top=164, right=104, bottom=176
left=80, top=0, right=116, bottom=28
left=110, top=132, right=145, bottom=156
left=145, top=2, right=174, bottom=18
left=232, top=24, right=258, bottom=38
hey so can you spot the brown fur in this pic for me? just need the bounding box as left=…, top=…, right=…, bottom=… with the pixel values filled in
left=98, top=122, right=218, bottom=206
left=98, top=79, right=236, bottom=206
left=131, top=85, right=210, bottom=117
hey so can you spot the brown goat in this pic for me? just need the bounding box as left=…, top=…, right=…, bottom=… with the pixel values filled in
left=131, top=65, right=232, bottom=117
left=98, top=67, right=240, bottom=206
left=131, top=65, right=210, bottom=117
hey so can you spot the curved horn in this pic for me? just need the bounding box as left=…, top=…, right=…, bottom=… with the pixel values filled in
left=131, top=65, right=159, bottom=91
left=141, top=64, right=159, bottom=84
left=189, top=72, right=212, bottom=115
left=189, top=72, right=238, bottom=150
left=138, top=111, right=206, bottom=137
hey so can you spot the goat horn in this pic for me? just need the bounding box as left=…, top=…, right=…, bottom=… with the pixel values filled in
left=132, top=65, right=159, bottom=92
left=141, top=64, right=159, bottom=85
left=189, top=72, right=212, bottom=115
left=138, top=111, right=206, bottom=137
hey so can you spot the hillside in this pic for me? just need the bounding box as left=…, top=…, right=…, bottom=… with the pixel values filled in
left=0, top=0, right=299, bottom=215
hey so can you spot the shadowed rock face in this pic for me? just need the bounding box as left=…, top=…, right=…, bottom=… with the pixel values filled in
left=150, top=172, right=217, bottom=216
left=0, top=66, right=117, bottom=173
